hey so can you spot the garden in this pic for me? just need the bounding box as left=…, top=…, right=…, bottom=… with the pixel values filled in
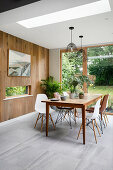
left=61, top=45, right=113, bottom=110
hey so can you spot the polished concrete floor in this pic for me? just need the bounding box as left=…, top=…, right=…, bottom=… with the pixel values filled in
left=0, top=112, right=113, bottom=170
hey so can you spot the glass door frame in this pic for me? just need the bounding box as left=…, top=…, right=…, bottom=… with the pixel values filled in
left=60, top=43, right=113, bottom=93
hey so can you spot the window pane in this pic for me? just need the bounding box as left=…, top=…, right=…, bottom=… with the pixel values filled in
left=6, top=86, right=28, bottom=97
left=87, top=45, right=113, bottom=111
left=62, top=52, right=83, bottom=90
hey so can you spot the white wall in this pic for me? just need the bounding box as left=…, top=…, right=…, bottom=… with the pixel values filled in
left=49, top=49, right=60, bottom=82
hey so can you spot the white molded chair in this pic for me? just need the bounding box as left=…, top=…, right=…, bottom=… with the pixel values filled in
left=34, top=94, right=55, bottom=131
left=77, top=99, right=101, bottom=143
left=63, top=91, right=77, bottom=125
left=54, top=92, right=75, bottom=128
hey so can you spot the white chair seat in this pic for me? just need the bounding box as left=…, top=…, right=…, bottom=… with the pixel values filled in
left=38, top=107, right=55, bottom=115
left=76, top=104, right=100, bottom=120
left=77, top=111, right=93, bottom=119
left=86, top=112, right=94, bottom=119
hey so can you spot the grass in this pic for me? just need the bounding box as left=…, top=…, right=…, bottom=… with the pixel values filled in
left=88, top=86, right=113, bottom=96
left=88, top=86, right=113, bottom=108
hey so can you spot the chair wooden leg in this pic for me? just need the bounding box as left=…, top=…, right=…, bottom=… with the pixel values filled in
left=68, top=111, right=69, bottom=116
left=105, top=114, right=109, bottom=123
left=104, top=114, right=107, bottom=126
left=95, top=119, right=101, bottom=137
left=92, top=120, right=97, bottom=144
left=74, top=109, right=77, bottom=121
left=34, top=113, right=40, bottom=128
left=50, top=114, right=55, bottom=130
left=41, top=115, right=43, bottom=132
left=63, top=111, right=67, bottom=120
left=77, top=124, right=82, bottom=140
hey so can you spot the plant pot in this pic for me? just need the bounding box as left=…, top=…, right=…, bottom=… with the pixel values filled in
left=70, top=93, right=75, bottom=99
left=79, top=94, right=84, bottom=99
left=61, top=96, right=67, bottom=101
left=75, top=92, right=78, bottom=98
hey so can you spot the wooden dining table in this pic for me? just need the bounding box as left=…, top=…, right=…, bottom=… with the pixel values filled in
left=42, top=93, right=102, bottom=144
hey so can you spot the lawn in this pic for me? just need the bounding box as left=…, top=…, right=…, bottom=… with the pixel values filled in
left=88, top=86, right=113, bottom=108
left=88, top=86, right=113, bottom=96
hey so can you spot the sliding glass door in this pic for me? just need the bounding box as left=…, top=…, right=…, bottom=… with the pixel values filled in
left=61, top=45, right=113, bottom=112
left=61, top=52, right=83, bottom=91
left=87, top=45, right=113, bottom=112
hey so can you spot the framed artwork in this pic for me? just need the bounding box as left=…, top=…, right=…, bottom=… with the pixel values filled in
left=8, top=49, right=31, bottom=77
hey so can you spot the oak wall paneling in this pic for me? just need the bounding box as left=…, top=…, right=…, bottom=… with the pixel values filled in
left=0, top=31, right=49, bottom=122
left=0, top=48, right=2, bottom=121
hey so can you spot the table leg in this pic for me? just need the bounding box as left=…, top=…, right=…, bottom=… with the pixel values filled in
left=46, top=103, right=49, bottom=137
left=74, top=108, right=76, bottom=117
left=101, top=111, right=102, bottom=121
left=82, top=105, right=86, bottom=144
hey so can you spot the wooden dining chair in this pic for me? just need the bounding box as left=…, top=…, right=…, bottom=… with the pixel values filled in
left=103, top=96, right=109, bottom=125
left=99, top=95, right=109, bottom=131
left=86, top=94, right=109, bottom=133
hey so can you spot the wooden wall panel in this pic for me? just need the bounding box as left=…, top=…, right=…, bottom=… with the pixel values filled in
left=3, top=96, right=33, bottom=121
left=3, top=33, right=32, bottom=88
left=0, top=32, right=3, bottom=48
left=0, top=48, right=2, bottom=121
left=0, top=31, right=49, bottom=122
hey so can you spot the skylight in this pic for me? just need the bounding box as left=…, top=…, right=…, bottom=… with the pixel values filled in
left=17, top=0, right=111, bottom=28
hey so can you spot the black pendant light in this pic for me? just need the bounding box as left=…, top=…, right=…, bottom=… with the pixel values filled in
left=79, top=35, right=84, bottom=53
left=67, top=27, right=77, bottom=52
left=78, top=35, right=87, bottom=55
left=77, top=35, right=87, bottom=61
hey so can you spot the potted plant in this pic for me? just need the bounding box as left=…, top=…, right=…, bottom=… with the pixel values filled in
left=79, top=92, right=84, bottom=99
left=69, top=85, right=75, bottom=99
left=68, top=77, right=78, bottom=99
left=41, top=76, right=62, bottom=98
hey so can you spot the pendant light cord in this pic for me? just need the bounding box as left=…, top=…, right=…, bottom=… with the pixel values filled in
left=81, top=37, right=82, bottom=49
left=71, top=29, right=72, bottom=43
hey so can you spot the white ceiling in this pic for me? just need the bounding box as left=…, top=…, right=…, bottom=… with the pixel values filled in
left=0, top=0, right=113, bottom=49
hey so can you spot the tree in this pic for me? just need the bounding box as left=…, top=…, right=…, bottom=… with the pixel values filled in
left=88, top=45, right=113, bottom=86
left=62, top=52, right=83, bottom=90
left=87, top=45, right=113, bottom=57
left=89, top=58, right=113, bottom=86
left=6, top=86, right=26, bottom=97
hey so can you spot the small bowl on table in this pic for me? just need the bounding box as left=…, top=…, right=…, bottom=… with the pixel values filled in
left=61, top=96, right=67, bottom=101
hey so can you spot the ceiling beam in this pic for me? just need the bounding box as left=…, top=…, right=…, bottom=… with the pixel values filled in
left=0, top=0, right=41, bottom=13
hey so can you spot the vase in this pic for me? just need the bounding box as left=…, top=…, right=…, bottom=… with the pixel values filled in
left=79, top=94, right=84, bottom=99
left=70, top=93, right=75, bottom=99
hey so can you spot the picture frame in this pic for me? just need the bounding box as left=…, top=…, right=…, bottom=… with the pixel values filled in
left=8, top=49, right=31, bottom=77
